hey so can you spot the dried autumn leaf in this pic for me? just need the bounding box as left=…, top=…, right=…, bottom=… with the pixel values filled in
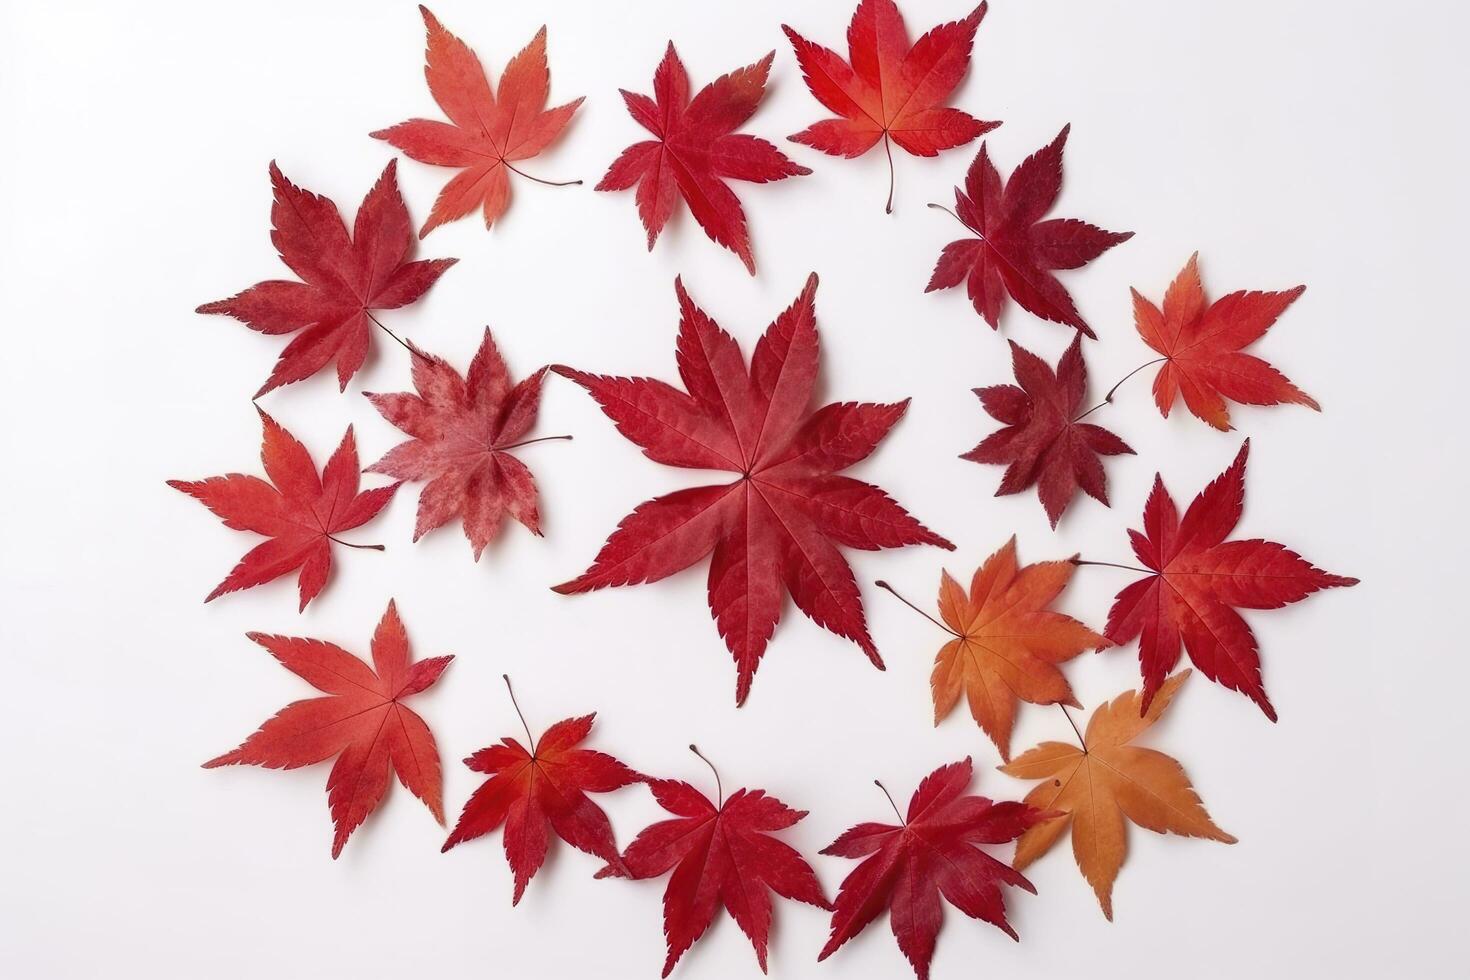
left=553, top=274, right=952, bottom=705
left=597, top=43, right=809, bottom=273
left=365, top=329, right=551, bottom=559
left=1103, top=440, right=1358, bottom=719
left=1132, top=253, right=1319, bottom=430
left=203, top=601, right=452, bottom=858
left=373, top=7, right=583, bottom=237
left=999, top=671, right=1235, bottom=919
left=196, top=161, right=456, bottom=396
left=963, top=334, right=1134, bottom=527
left=927, top=126, right=1131, bottom=336
left=168, top=409, right=398, bottom=611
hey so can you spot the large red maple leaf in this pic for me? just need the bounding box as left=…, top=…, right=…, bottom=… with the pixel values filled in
left=365, top=329, right=550, bottom=559
left=203, top=601, right=453, bottom=858
left=927, top=126, right=1131, bottom=336
left=168, top=409, right=398, bottom=611
left=963, top=334, right=1133, bottom=527
left=1103, top=441, right=1358, bottom=719
left=372, top=7, right=583, bottom=237
left=197, top=161, right=456, bottom=397
left=819, top=759, right=1050, bottom=980
left=552, top=275, right=953, bottom=704
left=596, top=44, right=810, bottom=274
left=784, top=0, right=998, bottom=211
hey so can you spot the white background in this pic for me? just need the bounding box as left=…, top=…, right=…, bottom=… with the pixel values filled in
left=2, top=1, right=1464, bottom=976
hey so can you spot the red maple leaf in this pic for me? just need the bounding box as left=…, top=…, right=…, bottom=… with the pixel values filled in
left=372, top=7, right=583, bottom=237
left=784, top=0, right=998, bottom=211
left=442, top=681, right=640, bottom=905
left=599, top=750, right=830, bottom=977
left=596, top=44, right=810, bottom=274
left=1132, top=252, right=1320, bottom=430
left=168, top=409, right=398, bottom=610
left=552, top=274, right=953, bottom=705
left=963, top=334, right=1134, bottom=527
left=365, top=329, right=551, bottom=559
left=1103, top=440, right=1358, bottom=719
left=203, top=601, right=452, bottom=858
left=819, top=759, right=1050, bottom=980
left=196, top=161, right=456, bottom=397
left=926, top=126, right=1131, bottom=336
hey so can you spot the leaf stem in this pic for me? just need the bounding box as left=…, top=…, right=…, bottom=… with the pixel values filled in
left=364, top=310, right=418, bottom=357
left=882, top=132, right=896, bottom=214
left=874, top=580, right=958, bottom=637
left=497, top=434, right=574, bottom=452
left=927, top=202, right=970, bottom=231
left=325, top=534, right=384, bottom=551
left=504, top=161, right=582, bottom=188
left=503, top=674, right=536, bottom=747
left=1070, top=558, right=1150, bottom=574
left=874, top=779, right=905, bottom=826
left=1072, top=358, right=1168, bottom=421
left=689, top=744, right=723, bottom=808
left=1060, top=704, right=1087, bottom=752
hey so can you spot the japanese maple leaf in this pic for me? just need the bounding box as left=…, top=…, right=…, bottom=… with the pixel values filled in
left=1132, top=252, right=1319, bottom=430
left=168, top=409, right=399, bottom=611
left=203, top=601, right=453, bottom=858
left=999, top=671, right=1235, bottom=919
left=552, top=274, right=953, bottom=705
left=784, top=0, right=997, bottom=212
left=963, top=334, right=1133, bottom=527
left=372, top=7, right=583, bottom=237
left=925, top=537, right=1106, bottom=760
left=819, top=759, right=1050, bottom=980
left=196, top=161, right=456, bottom=397
left=1103, top=440, right=1358, bottom=719
left=365, top=329, right=550, bottom=559
left=596, top=44, right=810, bottom=274
left=442, top=690, right=640, bottom=905
left=926, top=126, right=1131, bottom=336
left=597, top=752, right=830, bottom=977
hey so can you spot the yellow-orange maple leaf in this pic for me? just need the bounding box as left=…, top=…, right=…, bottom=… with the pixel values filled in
left=999, top=670, right=1235, bottom=920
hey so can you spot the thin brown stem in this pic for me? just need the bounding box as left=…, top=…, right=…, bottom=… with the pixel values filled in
left=874, top=580, right=959, bottom=637
left=364, top=310, right=417, bottom=357
left=1060, top=704, right=1087, bottom=752
left=1072, top=358, right=1168, bottom=421
left=689, top=744, right=723, bottom=807
left=325, top=534, right=384, bottom=551
left=927, top=201, right=970, bottom=231
left=874, top=779, right=905, bottom=826
left=882, top=132, right=896, bottom=214
left=497, top=434, right=574, bottom=452
left=1070, top=558, right=1150, bottom=574
left=504, top=161, right=582, bottom=188
left=503, top=674, right=536, bottom=747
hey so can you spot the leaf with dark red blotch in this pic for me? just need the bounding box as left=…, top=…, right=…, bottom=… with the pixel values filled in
left=1132, top=253, right=1319, bottom=431
left=168, top=409, right=399, bottom=610
left=963, top=334, right=1133, bottom=527
left=203, top=601, right=452, bottom=858
left=1103, top=440, right=1358, bottom=720
left=552, top=274, right=953, bottom=705
left=819, top=759, right=1050, bottom=980
left=365, top=329, right=550, bottom=560
left=926, top=125, right=1131, bottom=336
left=596, top=43, right=810, bottom=274
left=196, top=161, right=455, bottom=397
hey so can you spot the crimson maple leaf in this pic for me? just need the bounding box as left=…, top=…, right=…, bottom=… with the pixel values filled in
left=784, top=0, right=998, bottom=211
left=365, top=329, right=550, bottom=559
left=203, top=601, right=452, bottom=858
left=963, top=334, right=1134, bottom=527
left=372, top=7, right=583, bottom=237
left=596, top=44, right=810, bottom=274
left=168, top=409, right=398, bottom=611
left=552, top=274, right=953, bottom=705
left=927, top=126, right=1131, bottom=336
left=1103, top=440, right=1358, bottom=719
left=1132, top=253, right=1319, bottom=430
left=197, top=161, right=456, bottom=397
left=819, top=759, right=1050, bottom=980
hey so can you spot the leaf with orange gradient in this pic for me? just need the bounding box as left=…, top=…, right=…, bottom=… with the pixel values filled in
left=998, top=671, right=1235, bottom=919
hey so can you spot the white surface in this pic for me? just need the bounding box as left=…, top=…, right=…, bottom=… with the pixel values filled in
left=1, top=1, right=1464, bottom=976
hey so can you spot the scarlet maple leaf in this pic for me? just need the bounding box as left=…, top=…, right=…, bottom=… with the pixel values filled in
left=963, top=334, right=1134, bottom=527
left=442, top=688, right=640, bottom=905
left=784, top=0, right=997, bottom=212
left=596, top=44, right=810, bottom=274
left=196, top=161, right=456, bottom=397
left=600, top=753, right=830, bottom=977
left=168, top=409, right=399, bottom=610
left=926, top=126, right=1131, bottom=336
left=365, top=329, right=550, bottom=559
left=203, top=601, right=453, bottom=858
left=999, top=670, right=1235, bottom=920
left=819, top=759, right=1049, bottom=980
left=552, top=274, right=953, bottom=705
left=1103, top=440, right=1358, bottom=719
left=372, top=7, right=583, bottom=237
left=1132, top=253, right=1319, bottom=430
